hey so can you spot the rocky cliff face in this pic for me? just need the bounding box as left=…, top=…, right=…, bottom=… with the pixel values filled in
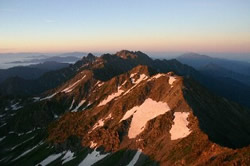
left=45, top=65, right=250, bottom=165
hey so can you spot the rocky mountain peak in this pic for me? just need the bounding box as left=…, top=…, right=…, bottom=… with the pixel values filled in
left=129, top=65, right=155, bottom=77
left=86, top=53, right=96, bottom=60
left=80, top=53, right=96, bottom=62
left=115, top=50, right=150, bottom=60
left=116, top=50, right=138, bottom=59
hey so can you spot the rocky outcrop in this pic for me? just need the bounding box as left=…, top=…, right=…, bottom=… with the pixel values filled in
left=46, top=65, right=250, bottom=165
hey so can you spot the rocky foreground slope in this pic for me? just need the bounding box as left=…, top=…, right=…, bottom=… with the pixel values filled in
left=0, top=51, right=250, bottom=166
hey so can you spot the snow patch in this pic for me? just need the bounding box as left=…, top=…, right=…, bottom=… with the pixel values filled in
left=127, top=149, right=142, bottom=166
left=136, top=138, right=143, bottom=142
left=37, top=153, right=63, bottom=166
left=170, top=112, right=191, bottom=140
left=62, top=150, right=75, bottom=164
left=123, top=74, right=149, bottom=96
left=11, top=103, right=22, bottom=110
left=92, top=119, right=104, bottom=131
left=90, top=141, right=98, bottom=148
left=12, top=142, right=43, bottom=161
left=90, top=113, right=112, bottom=133
left=78, top=149, right=109, bottom=166
left=71, top=100, right=86, bottom=112
left=62, top=76, right=85, bottom=93
left=169, top=76, right=176, bottom=86
left=17, top=128, right=37, bottom=136
left=69, top=99, right=75, bottom=110
left=130, top=73, right=136, bottom=78
left=0, top=123, right=7, bottom=128
left=40, top=92, right=58, bottom=101
left=153, top=73, right=166, bottom=79
left=95, top=81, right=100, bottom=86
left=11, top=136, right=35, bottom=150
left=121, top=80, right=127, bottom=86
left=0, top=136, right=6, bottom=142
left=120, top=98, right=170, bottom=138
left=148, top=73, right=166, bottom=81
left=33, top=97, right=40, bottom=102
left=131, top=74, right=148, bottom=84
left=97, top=81, right=104, bottom=87
left=0, top=114, right=5, bottom=118
left=98, top=88, right=124, bottom=106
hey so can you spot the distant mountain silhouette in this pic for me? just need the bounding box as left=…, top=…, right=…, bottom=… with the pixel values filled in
left=0, top=61, right=69, bottom=83
left=177, top=52, right=250, bottom=76
left=200, top=63, right=250, bottom=86
left=9, top=55, right=81, bottom=64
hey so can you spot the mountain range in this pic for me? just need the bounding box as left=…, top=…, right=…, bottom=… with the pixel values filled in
left=9, top=56, right=80, bottom=64
left=176, top=52, right=250, bottom=76
left=0, top=50, right=250, bottom=166
left=0, top=61, right=69, bottom=83
left=1, top=51, right=249, bottom=108
left=176, top=53, right=250, bottom=86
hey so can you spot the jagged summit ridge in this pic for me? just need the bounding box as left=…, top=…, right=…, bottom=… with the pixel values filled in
left=115, top=50, right=149, bottom=59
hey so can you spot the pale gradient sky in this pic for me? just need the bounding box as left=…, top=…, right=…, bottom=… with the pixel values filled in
left=0, top=0, right=250, bottom=53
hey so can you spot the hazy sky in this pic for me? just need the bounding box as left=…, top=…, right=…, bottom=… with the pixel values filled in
left=0, top=0, right=250, bottom=53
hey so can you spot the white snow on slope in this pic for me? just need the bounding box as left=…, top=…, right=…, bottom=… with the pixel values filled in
left=62, top=75, right=85, bottom=93
left=89, top=113, right=112, bottom=133
left=121, top=80, right=127, bottom=86
left=131, top=74, right=148, bottom=84
left=90, top=141, right=98, bottom=149
left=37, top=153, right=64, bottom=166
left=40, top=92, right=58, bottom=101
left=123, top=74, right=148, bottom=96
left=148, top=74, right=176, bottom=88
left=69, top=99, right=75, bottom=110
left=97, top=81, right=104, bottom=87
left=92, top=119, right=104, bottom=130
left=0, top=136, right=6, bottom=142
left=12, top=142, right=43, bottom=161
left=120, top=98, right=171, bottom=138
left=98, top=88, right=124, bottom=107
left=11, top=136, right=35, bottom=150
left=11, top=103, right=23, bottom=110
left=147, top=73, right=166, bottom=81
left=17, top=128, right=36, bottom=136
left=95, top=81, right=100, bottom=86
left=169, top=76, right=176, bottom=85
left=33, top=97, right=40, bottom=102
left=62, top=150, right=75, bottom=164
left=127, top=149, right=142, bottom=166
left=95, top=80, right=104, bottom=87
left=170, top=112, right=191, bottom=140
left=78, top=149, right=109, bottom=166
left=0, top=123, right=7, bottom=128
left=71, top=99, right=86, bottom=112
left=130, top=73, right=136, bottom=78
